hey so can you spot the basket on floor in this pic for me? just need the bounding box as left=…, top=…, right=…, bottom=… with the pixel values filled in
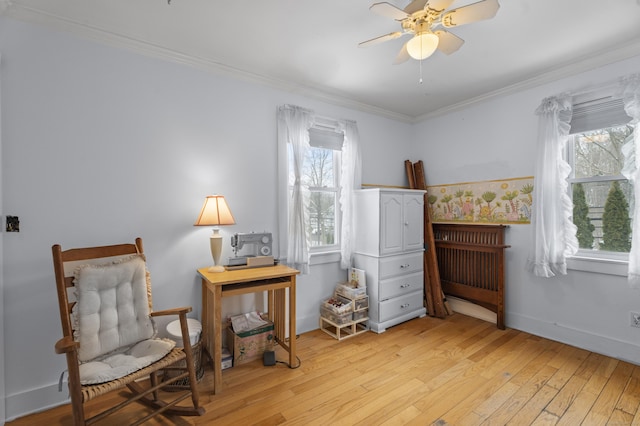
left=162, top=337, right=205, bottom=391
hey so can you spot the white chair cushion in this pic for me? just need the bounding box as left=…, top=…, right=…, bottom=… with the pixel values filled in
left=73, top=255, right=176, bottom=384
left=72, top=255, right=174, bottom=384
left=73, top=255, right=155, bottom=362
left=79, top=338, right=175, bottom=385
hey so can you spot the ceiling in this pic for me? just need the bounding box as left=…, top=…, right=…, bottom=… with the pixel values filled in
left=3, top=0, right=640, bottom=122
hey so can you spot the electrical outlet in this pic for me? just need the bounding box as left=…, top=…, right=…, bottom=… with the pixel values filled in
left=630, top=311, right=640, bottom=328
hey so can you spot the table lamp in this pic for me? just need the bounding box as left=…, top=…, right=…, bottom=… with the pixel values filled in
left=194, top=195, right=235, bottom=272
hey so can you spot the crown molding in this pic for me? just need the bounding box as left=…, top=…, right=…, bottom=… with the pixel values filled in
left=414, top=38, right=640, bottom=122
left=5, top=2, right=640, bottom=125
left=3, top=3, right=414, bottom=124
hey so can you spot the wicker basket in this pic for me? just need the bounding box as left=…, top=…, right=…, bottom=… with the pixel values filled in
left=162, top=337, right=205, bottom=391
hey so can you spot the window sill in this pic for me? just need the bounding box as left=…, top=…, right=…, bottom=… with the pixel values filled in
left=309, top=250, right=341, bottom=266
left=567, top=251, right=628, bottom=276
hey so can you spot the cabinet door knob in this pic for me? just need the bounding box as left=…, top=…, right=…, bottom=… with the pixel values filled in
left=400, top=303, right=410, bottom=309
left=400, top=263, right=410, bottom=269
left=404, top=222, right=409, bottom=226
left=400, top=283, right=410, bottom=288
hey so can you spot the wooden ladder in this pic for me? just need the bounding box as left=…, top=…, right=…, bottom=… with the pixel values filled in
left=405, top=160, right=451, bottom=318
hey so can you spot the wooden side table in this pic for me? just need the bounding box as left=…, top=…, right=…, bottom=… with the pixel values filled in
left=198, top=264, right=299, bottom=394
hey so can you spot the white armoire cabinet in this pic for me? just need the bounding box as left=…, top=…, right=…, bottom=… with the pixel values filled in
left=353, top=188, right=427, bottom=333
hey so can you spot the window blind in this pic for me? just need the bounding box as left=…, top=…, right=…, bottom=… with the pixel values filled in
left=308, top=126, right=344, bottom=150
left=570, top=97, right=631, bottom=134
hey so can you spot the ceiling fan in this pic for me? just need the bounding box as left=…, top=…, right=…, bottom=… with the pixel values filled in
left=359, top=0, right=500, bottom=64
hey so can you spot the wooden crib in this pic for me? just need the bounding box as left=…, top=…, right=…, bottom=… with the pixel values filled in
left=432, top=223, right=509, bottom=329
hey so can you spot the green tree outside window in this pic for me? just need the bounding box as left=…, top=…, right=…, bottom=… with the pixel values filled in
left=600, top=180, right=631, bottom=252
left=573, top=183, right=595, bottom=249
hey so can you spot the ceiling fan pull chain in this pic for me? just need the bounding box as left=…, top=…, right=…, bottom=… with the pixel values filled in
left=420, top=36, right=423, bottom=84
left=418, top=33, right=424, bottom=84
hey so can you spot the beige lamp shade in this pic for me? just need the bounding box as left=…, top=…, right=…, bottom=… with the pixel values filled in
left=194, top=195, right=236, bottom=226
left=195, top=195, right=235, bottom=272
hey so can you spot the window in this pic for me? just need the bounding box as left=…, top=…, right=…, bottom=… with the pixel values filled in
left=530, top=77, right=640, bottom=282
left=288, top=126, right=343, bottom=251
left=278, top=104, right=361, bottom=272
left=567, top=94, right=634, bottom=268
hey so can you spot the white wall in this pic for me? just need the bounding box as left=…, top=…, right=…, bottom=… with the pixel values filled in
left=4, top=12, right=640, bottom=423
left=0, top=17, right=415, bottom=420
left=412, top=54, right=640, bottom=365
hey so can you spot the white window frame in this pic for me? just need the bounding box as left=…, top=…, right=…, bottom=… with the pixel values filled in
left=301, top=130, right=342, bottom=253
left=566, top=91, right=633, bottom=276
left=285, top=121, right=345, bottom=264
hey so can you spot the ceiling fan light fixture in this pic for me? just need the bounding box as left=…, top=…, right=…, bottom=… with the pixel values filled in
left=407, top=32, right=439, bottom=60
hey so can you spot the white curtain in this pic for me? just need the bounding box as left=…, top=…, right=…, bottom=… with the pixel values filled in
left=338, top=120, right=362, bottom=270
left=528, top=94, right=579, bottom=277
left=621, top=74, right=640, bottom=288
left=277, top=105, right=313, bottom=274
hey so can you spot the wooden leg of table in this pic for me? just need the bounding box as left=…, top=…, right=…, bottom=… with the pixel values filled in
left=201, top=280, right=206, bottom=358
left=267, top=289, right=274, bottom=323
left=274, top=288, right=284, bottom=343
left=213, top=284, right=223, bottom=394
left=289, top=277, right=296, bottom=368
left=201, top=279, right=212, bottom=370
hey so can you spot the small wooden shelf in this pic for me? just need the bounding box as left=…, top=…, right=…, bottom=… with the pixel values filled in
left=319, top=316, right=369, bottom=341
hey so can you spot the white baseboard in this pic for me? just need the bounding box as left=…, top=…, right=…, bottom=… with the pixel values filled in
left=298, top=313, right=321, bottom=335
left=5, top=382, right=69, bottom=422
left=445, top=297, right=640, bottom=364
left=508, top=313, right=640, bottom=365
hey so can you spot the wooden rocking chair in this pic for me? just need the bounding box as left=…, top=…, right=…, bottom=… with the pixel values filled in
left=52, top=238, right=205, bottom=425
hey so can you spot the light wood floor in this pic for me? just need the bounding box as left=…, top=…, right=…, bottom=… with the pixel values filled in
left=8, top=313, right=640, bottom=425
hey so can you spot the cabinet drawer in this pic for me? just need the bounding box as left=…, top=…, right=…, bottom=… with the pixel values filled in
left=379, top=272, right=423, bottom=301
left=379, top=291, right=424, bottom=323
left=379, top=252, right=423, bottom=279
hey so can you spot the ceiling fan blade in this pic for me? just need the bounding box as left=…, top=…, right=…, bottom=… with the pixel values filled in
left=423, top=0, right=455, bottom=14
left=404, top=0, right=428, bottom=14
left=393, top=42, right=410, bottom=64
left=359, top=31, right=403, bottom=48
left=441, top=0, right=500, bottom=28
left=435, top=30, right=465, bottom=55
left=369, top=2, right=409, bottom=20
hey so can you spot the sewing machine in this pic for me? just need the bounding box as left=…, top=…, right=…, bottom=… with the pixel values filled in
left=227, top=232, right=274, bottom=268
